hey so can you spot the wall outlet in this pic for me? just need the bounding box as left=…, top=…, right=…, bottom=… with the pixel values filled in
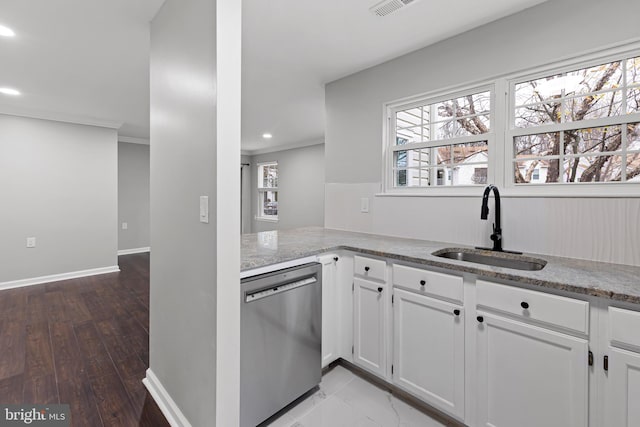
left=122, top=222, right=128, bottom=230
left=360, top=197, right=370, bottom=213
left=26, top=237, right=36, bottom=248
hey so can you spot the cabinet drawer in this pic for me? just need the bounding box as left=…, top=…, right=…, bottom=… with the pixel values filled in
left=392, top=264, right=463, bottom=303
left=609, top=306, right=640, bottom=350
left=354, top=255, right=386, bottom=282
left=476, top=280, right=589, bottom=335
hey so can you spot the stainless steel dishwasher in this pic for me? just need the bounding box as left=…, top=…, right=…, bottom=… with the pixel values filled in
left=240, top=262, right=322, bottom=427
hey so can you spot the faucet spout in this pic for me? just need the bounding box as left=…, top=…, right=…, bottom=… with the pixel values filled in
left=479, top=185, right=502, bottom=252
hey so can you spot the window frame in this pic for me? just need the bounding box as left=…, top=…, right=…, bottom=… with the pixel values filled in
left=379, top=41, right=640, bottom=198
left=503, top=43, right=640, bottom=197
left=382, top=83, right=498, bottom=195
left=256, top=161, right=279, bottom=222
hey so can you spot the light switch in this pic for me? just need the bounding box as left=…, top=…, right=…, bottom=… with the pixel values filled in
left=122, top=222, right=128, bottom=230
left=360, top=197, right=370, bottom=213
left=200, top=196, right=209, bottom=223
left=26, top=237, right=36, bottom=248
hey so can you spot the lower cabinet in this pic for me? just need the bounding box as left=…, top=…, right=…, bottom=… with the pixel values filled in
left=392, top=288, right=465, bottom=419
left=476, top=312, right=588, bottom=427
left=353, top=277, right=387, bottom=377
left=605, top=347, right=640, bottom=426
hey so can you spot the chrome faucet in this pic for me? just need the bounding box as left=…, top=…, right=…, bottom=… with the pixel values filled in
left=479, top=184, right=503, bottom=252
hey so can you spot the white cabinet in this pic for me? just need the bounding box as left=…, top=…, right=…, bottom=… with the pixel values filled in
left=605, top=306, right=640, bottom=426
left=318, top=254, right=339, bottom=368
left=476, top=312, right=588, bottom=427
left=353, top=277, right=387, bottom=377
left=393, top=288, right=465, bottom=419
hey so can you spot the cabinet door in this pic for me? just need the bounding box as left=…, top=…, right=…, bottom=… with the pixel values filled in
left=318, top=254, right=338, bottom=368
left=606, top=347, right=640, bottom=427
left=393, top=289, right=464, bottom=419
left=477, top=312, right=588, bottom=427
left=353, top=277, right=386, bottom=377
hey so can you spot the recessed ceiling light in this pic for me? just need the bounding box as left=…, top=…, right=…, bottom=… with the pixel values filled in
left=262, top=133, right=273, bottom=139
left=0, top=25, right=16, bottom=37
left=0, top=87, right=21, bottom=96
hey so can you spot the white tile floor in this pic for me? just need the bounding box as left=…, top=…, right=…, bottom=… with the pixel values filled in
left=266, top=366, right=446, bottom=427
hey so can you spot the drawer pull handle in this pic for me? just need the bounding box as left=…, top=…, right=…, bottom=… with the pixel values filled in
left=333, top=256, right=339, bottom=262
left=377, top=287, right=383, bottom=293
left=364, top=266, right=370, bottom=272
left=521, top=301, right=530, bottom=309
left=420, top=280, right=426, bottom=286
left=604, top=355, right=609, bottom=371
left=477, top=316, right=484, bottom=323
left=453, top=309, right=460, bottom=316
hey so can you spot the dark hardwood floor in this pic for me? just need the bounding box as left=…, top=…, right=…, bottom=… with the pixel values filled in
left=0, top=253, right=170, bottom=427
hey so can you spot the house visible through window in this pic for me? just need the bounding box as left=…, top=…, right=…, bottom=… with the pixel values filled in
left=257, top=162, right=278, bottom=220
left=388, top=88, right=492, bottom=189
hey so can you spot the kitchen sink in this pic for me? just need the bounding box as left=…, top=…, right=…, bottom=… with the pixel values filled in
left=432, top=248, right=547, bottom=271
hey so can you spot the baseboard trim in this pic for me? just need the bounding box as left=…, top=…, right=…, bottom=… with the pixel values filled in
left=0, top=265, right=120, bottom=291
left=143, top=369, right=192, bottom=427
left=117, top=247, right=151, bottom=256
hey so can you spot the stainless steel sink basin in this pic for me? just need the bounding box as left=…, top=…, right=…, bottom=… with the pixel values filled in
left=432, top=248, right=546, bottom=271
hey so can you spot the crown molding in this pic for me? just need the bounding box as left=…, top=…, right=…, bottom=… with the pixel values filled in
left=243, top=138, right=324, bottom=156
left=0, top=104, right=123, bottom=129
left=119, top=135, right=150, bottom=145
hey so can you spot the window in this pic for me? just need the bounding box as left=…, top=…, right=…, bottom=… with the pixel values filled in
left=257, top=162, right=278, bottom=220
left=510, top=55, right=640, bottom=184
left=387, top=87, right=492, bottom=190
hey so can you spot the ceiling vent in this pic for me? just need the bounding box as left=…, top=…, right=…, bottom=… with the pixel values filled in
left=370, top=0, right=417, bottom=17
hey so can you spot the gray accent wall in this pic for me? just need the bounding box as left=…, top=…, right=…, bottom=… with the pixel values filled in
left=118, top=142, right=150, bottom=251
left=0, top=114, right=118, bottom=283
left=250, top=143, right=325, bottom=233
left=324, top=0, right=640, bottom=265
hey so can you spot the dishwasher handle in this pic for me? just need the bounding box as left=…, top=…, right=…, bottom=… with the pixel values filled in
left=245, top=276, right=318, bottom=303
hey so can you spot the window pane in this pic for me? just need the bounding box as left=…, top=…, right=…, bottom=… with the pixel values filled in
left=514, top=133, right=559, bottom=158
left=564, top=126, right=622, bottom=155
left=627, top=153, right=640, bottom=182
left=563, top=155, right=623, bottom=182
left=628, top=88, right=640, bottom=114
left=627, top=56, right=640, bottom=86
left=396, top=126, right=422, bottom=144
left=515, top=74, right=563, bottom=104
left=396, top=107, right=424, bottom=127
left=451, top=164, right=488, bottom=185
left=515, top=159, right=559, bottom=183
left=437, top=146, right=450, bottom=165
left=451, top=141, right=489, bottom=164
left=628, top=123, right=640, bottom=151
left=435, top=100, right=454, bottom=121
left=434, top=120, right=456, bottom=139
left=455, top=114, right=490, bottom=136
left=564, top=91, right=622, bottom=122
left=432, top=167, right=450, bottom=186
left=261, top=191, right=278, bottom=216
left=261, top=164, right=278, bottom=188
left=515, top=104, right=561, bottom=128
left=570, top=61, right=622, bottom=95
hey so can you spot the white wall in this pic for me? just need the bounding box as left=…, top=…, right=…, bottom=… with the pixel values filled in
left=118, top=142, right=150, bottom=251
left=0, top=114, right=118, bottom=284
left=250, top=143, right=325, bottom=233
left=149, top=0, right=241, bottom=425
left=325, top=0, right=640, bottom=266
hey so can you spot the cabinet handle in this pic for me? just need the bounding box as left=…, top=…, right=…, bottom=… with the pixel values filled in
left=477, top=316, right=484, bottom=323
left=377, top=287, right=383, bottom=293
left=521, top=301, right=530, bottom=309
left=588, top=351, right=594, bottom=366
left=333, top=256, right=339, bottom=262
left=364, top=266, right=370, bottom=272
left=420, top=280, right=426, bottom=286
left=604, top=355, right=609, bottom=371
left=453, top=309, right=460, bottom=316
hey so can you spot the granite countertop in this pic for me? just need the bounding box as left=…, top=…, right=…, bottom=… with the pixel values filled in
left=241, top=226, right=640, bottom=304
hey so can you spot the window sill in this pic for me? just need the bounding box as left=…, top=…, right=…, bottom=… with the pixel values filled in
left=255, top=216, right=279, bottom=223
